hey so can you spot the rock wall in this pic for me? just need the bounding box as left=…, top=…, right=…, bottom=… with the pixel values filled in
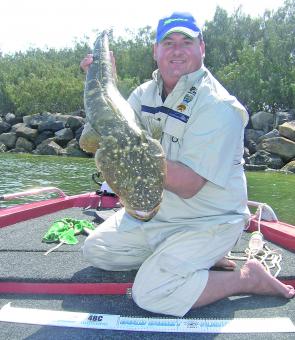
left=244, top=109, right=295, bottom=173
left=0, top=111, right=90, bottom=157
left=1, top=109, right=295, bottom=173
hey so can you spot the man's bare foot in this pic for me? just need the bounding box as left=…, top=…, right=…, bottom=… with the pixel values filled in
left=192, top=258, right=294, bottom=309
left=213, top=257, right=236, bottom=270
left=241, top=259, right=295, bottom=298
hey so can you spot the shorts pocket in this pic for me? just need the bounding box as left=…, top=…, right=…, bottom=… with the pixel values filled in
left=158, top=252, right=197, bottom=277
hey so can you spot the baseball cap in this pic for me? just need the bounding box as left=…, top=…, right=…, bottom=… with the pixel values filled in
left=156, top=12, right=202, bottom=43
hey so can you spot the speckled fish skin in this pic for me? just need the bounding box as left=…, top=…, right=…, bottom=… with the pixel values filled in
left=82, top=31, right=166, bottom=221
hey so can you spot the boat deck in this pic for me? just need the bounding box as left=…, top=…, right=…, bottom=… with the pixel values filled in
left=0, top=206, right=294, bottom=339
left=0, top=207, right=136, bottom=285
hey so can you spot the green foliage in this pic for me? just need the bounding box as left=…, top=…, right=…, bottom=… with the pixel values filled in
left=0, top=1, right=294, bottom=115
left=0, top=43, right=89, bottom=115
left=205, top=0, right=295, bottom=113
left=109, top=26, right=156, bottom=98
left=110, top=26, right=156, bottom=84
left=117, top=77, right=141, bottom=99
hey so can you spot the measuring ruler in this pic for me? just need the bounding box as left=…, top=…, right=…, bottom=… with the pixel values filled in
left=0, top=303, right=294, bottom=333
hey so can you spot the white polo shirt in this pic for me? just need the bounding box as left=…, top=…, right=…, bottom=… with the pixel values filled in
left=127, top=66, right=250, bottom=244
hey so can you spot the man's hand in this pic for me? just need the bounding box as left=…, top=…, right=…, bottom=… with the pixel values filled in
left=80, top=52, right=117, bottom=81
left=80, top=54, right=93, bottom=73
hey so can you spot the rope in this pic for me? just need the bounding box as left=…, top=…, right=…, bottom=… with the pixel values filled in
left=228, top=204, right=282, bottom=277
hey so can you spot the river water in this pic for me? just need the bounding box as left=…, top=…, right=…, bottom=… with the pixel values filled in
left=0, top=153, right=98, bottom=206
left=0, top=153, right=294, bottom=224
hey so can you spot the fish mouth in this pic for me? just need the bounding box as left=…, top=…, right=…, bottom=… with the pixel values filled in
left=125, top=204, right=161, bottom=222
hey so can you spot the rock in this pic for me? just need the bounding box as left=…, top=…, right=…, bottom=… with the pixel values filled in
left=244, top=139, right=257, bottom=154
left=0, top=121, right=11, bottom=134
left=75, top=126, right=84, bottom=141
left=54, top=128, right=74, bottom=147
left=4, top=113, right=14, bottom=123
left=248, top=150, right=283, bottom=169
left=15, top=125, right=38, bottom=142
left=251, top=111, right=274, bottom=133
left=11, top=123, right=25, bottom=132
left=15, top=136, right=34, bottom=152
left=248, top=150, right=269, bottom=166
left=0, top=111, right=90, bottom=157
left=244, top=147, right=250, bottom=158
left=23, top=112, right=53, bottom=128
left=0, top=132, right=17, bottom=149
left=279, top=121, right=295, bottom=142
left=34, top=130, right=54, bottom=146
left=268, top=155, right=284, bottom=169
left=66, top=116, right=84, bottom=131
left=5, top=113, right=22, bottom=125
left=34, top=139, right=65, bottom=156
left=38, top=120, right=65, bottom=132
left=258, top=129, right=280, bottom=142
left=54, top=114, right=71, bottom=124
left=0, top=143, right=7, bottom=152
left=258, top=137, right=295, bottom=160
left=281, top=160, right=295, bottom=173
left=273, top=111, right=295, bottom=129
left=245, top=129, right=265, bottom=144
left=65, top=139, right=90, bottom=157
left=243, top=148, right=250, bottom=164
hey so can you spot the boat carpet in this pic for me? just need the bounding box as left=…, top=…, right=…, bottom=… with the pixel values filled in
left=0, top=207, right=137, bottom=283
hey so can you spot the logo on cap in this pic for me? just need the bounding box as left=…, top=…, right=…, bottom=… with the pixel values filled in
left=156, top=12, right=201, bottom=43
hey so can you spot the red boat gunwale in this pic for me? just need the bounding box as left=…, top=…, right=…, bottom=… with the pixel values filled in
left=0, top=282, right=133, bottom=295
left=248, top=218, right=295, bottom=252
left=0, top=190, right=116, bottom=228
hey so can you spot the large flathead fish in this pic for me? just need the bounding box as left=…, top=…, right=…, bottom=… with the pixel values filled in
left=80, top=31, right=166, bottom=221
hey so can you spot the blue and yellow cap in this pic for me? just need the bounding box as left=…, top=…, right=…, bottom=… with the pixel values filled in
left=156, top=12, right=202, bottom=43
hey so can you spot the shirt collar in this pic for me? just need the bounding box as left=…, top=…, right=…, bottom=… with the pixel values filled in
left=152, top=65, right=207, bottom=94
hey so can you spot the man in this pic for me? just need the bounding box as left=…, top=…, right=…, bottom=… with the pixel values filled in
left=80, top=12, right=294, bottom=317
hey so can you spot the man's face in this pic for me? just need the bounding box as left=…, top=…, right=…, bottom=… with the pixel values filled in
left=154, top=33, right=205, bottom=88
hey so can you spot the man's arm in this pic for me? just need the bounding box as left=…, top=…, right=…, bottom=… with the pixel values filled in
left=165, top=160, right=207, bottom=199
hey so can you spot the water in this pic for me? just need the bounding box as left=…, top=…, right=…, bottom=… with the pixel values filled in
left=0, top=153, right=98, bottom=206
left=0, top=153, right=294, bottom=225
left=247, top=171, right=295, bottom=225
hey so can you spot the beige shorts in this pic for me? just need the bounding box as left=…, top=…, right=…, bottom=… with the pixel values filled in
left=83, top=209, right=244, bottom=317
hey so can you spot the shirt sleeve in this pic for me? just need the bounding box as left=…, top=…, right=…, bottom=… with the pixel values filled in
left=178, top=102, right=244, bottom=188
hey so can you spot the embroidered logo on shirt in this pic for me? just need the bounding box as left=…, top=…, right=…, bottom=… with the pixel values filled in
left=176, top=86, right=197, bottom=112
left=176, top=104, right=186, bottom=112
